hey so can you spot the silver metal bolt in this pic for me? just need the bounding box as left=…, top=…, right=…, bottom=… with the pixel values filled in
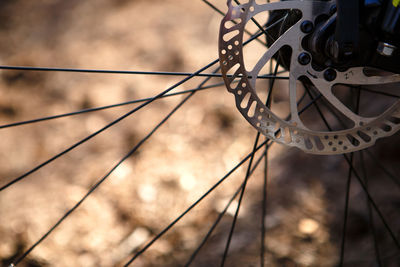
left=377, top=42, right=396, bottom=57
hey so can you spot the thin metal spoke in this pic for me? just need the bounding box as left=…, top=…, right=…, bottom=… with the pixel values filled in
left=1, top=2, right=291, bottom=190
left=0, top=66, right=218, bottom=76
left=0, top=66, right=287, bottom=79
left=304, top=86, right=332, bottom=131
left=260, top=147, right=269, bottom=267
left=123, top=139, right=269, bottom=267
left=201, top=0, right=268, bottom=47
left=306, top=87, right=358, bottom=266
left=9, top=78, right=200, bottom=267
left=0, top=22, right=283, bottom=192
left=343, top=155, right=400, bottom=249
left=221, top=132, right=261, bottom=267
left=340, top=88, right=362, bottom=266
left=1, top=72, right=287, bottom=130
left=125, top=85, right=316, bottom=267
left=265, top=58, right=280, bottom=108
left=233, top=0, right=277, bottom=43
left=260, top=57, right=279, bottom=267
left=357, top=87, right=400, bottom=99
left=339, top=153, right=354, bottom=267
left=1, top=16, right=289, bottom=81
left=305, top=85, right=400, bottom=253
left=10, top=64, right=223, bottom=266
left=241, top=15, right=287, bottom=48
left=184, top=148, right=268, bottom=266
left=359, top=151, right=383, bottom=267
left=0, top=59, right=219, bottom=192
left=201, top=0, right=224, bottom=16
left=297, top=93, right=322, bottom=115
left=0, top=81, right=225, bottom=129
left=365, top=149, right=400, bottom=188
left=308, top=85, right=349, bottom=129
left=221, top=53, right=280, bottom=265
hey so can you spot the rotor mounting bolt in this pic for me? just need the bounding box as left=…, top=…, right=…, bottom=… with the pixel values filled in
left=298, top=52, right=311, bottom=65
left=300, top=20, right=314, bottom=34
left=377, top=42, right=396, bottom=57
left=324, top=68, right=337, bottom=82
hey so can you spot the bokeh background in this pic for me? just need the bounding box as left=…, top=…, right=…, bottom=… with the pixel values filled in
left=0, top=1, right=399, bottom=266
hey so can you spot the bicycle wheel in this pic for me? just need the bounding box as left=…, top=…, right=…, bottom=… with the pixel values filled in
left=0, top=0, right=399, bottom=266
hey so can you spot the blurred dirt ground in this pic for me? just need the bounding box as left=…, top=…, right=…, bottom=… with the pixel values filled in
left=0, top=1, right=399, bottom=266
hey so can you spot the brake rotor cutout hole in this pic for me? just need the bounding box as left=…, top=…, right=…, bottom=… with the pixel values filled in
left=313, top=136, right=324, bottom=150
left=241, top=92, right=251, bottom=109
left=357, top=131, right=371, bottom=142
left=378, top=123, right=392, bottom=132
left=346, top=134, right=360, bottom=146
left=304, top=136, right=313, bottom=150
left=227, top=63, right=240, bottom=76
left=387, top=116, right=400, bottom=124
left=224, top=19, right=242, bottom=30
left=248, top=101, right=257, bottom=117
left=223, top=30, right=239, bottom=42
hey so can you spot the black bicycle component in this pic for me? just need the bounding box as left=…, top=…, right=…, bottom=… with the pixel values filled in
left=382, top=0, right=400, bottom=36
left=300, top=20, right=314, bottom=33
left=379, top=0, right=400, bottom=55
left=323, top=68, right=337, bottom=81
left=332, top=0, right=360, bottom=61
left=266, top=0, right=400, bottom=74
left=298, top=52, right=311, bottom=65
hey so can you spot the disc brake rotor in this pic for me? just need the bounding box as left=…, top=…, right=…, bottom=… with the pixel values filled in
left=219, top=0, right=400, bottom=155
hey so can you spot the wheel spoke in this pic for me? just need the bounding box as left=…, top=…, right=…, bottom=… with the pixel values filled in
left=357, top=87, right=400, bottom=99
left=359, top=151, right=383, bottom=267
left=342, top=153, right=400, bottom=250
left=260, top=146, right=269, bottom=267
left=184, top=149, right=267, bottom=266
left=297, top=93, right=321, bottom=116
left=0, top=25, right=283, bottom=191
left=1, top=16, right=288, bottom=82
left=123, top=139, right=269, bottom=267
left=220, top=132, right=262, bottom=267
left=0, top=59, right=219, bottom=192
left=9, top=79, right=200, bottom=267
left=201, top=0, right=268, bottom=46
left=233, top=0, right=278, bottom=43
left=365, top=149, right=400, bottom=189
left=339, top=153, right=354, bottom=267
left=265, top=58, right=280, bottom=108
left=0, top=65, right=287, bottom=80
left=0, top=81, right=225, bottom=129
left=260, top=57, right=279, bottom=267
left=201, top=0, right=225, bottom=16
left=304, top=86, right=332, bottom=131
left=0, top=66, right=217, bottom=76
left=304, top=86, right=400, bottom=253
left=340, top=87, right=362, bottom=266
left=118, top=77, right=313, bottom=267
left=306, top=85, right=349, bottom=129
